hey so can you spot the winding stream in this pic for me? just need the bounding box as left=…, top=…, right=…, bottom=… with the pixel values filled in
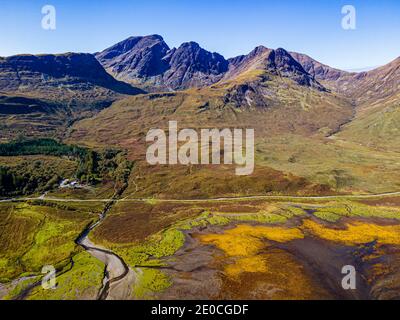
left=75, top=207, right=132, bottom=300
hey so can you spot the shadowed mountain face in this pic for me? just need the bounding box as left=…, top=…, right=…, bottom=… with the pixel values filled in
left=0, top=53, right=143, bottom=103
left=161, top=41, right=229, bottom=89
left=0, top=95, right=56, bottom=115
left=95, top=35, right=171, bottom=80
left=0, top=53, right=144, bottom=140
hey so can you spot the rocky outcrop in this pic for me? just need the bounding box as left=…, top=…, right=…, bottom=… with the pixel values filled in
left=161, top=41, right=229, bottom=89
left=95, top=35, right=170, bottom=80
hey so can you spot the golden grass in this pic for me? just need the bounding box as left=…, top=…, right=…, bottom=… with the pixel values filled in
left=302, top=220, right=400, bottom=246
left=197, top=224, right=303, bottom=257
left=225, top=256, right=267, bottom=277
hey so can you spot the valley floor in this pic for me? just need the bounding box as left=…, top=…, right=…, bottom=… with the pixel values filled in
left=2, top=192, right=400, bottom=300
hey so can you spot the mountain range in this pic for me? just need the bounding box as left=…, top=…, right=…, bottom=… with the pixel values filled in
left=95, top=35, right=325, bottom=92
left=0, top=34, right=399, bottom=194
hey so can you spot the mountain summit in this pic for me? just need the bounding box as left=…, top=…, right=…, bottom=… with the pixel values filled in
left=224, top=46, right=323, bottom=90
left=95, top=35, right=170, bottom=80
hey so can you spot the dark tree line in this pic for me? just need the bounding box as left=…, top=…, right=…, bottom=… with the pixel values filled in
left=0, top=138, right=87, bottom=158
left=0, top=138, right=132, bottom=197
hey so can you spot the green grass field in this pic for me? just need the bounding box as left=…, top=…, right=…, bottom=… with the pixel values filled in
left=0, top=201, right=101, bottom=282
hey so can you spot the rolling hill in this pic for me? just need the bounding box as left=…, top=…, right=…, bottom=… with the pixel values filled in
left=0, top=52, right=144, bottom=140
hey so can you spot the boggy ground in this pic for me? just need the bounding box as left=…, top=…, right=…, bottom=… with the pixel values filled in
left=158, top=218, right=400, bottom=300
left=85, top=197, right=400, bottom=300
left=2, top=196, right=400, bottom=300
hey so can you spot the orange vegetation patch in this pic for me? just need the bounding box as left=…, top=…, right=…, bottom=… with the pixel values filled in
left=197, top=224, right=303, bottom=257
left=301, top=220, right=400, bottom=246
left=196, top=224, right=330, bottom=299
left=219, top=249, right=331, bottom=300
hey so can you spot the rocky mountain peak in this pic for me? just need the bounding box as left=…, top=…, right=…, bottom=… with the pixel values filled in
left=164, top=41, right=229, bottom=75
left=95, top=34, right=170, bottom=79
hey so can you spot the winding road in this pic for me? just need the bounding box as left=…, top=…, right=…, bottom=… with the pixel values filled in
left=2, top=190, right=400, bottom=204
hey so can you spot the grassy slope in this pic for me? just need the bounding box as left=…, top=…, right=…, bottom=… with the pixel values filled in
left=68, top=76, right=353, bottom=147
left=256, top=134, right=400, bottom=193
left=336, top=92, right=400, bottom=152
left=0, top=201, right=101, bottom=282
left=67, top=77, right=400, bottom=194
left=330, top=57, right=400, bottom=152
left=26, top=251, right=104, bottom=300
left=67, top=74, right=367, bottom=195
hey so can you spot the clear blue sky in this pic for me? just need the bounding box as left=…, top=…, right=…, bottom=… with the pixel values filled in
left=1, top=0, right=399, bottom=70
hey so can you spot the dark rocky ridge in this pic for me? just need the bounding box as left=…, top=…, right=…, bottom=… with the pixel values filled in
left=0, top=53, right=143, bottom=105
left=96, top=35, right=323, bottom=91
left=96, top=35, right=229, bottom=91
left=266, top=48, right=323, bottom=89
left=0, top=52, right=145, bottom=140
left=95, top=35, right=171, bottom=80
left=161, top=41, right=229, bottom=89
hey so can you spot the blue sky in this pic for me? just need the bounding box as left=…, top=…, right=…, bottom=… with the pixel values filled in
left=0, top=0, right=399, bottom=70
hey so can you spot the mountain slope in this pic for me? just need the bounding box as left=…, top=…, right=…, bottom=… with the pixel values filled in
left=73, top=39, right=354, bottom=155
left=95, top=35, right=171, bottom=82
left=335, top=57, right=400, bottom=151
left=223, top=47, right=324, bottom=90
left=290, top=52, right=351, bottom=83
left=288, top=53, right=400, bottom=152
left=342, top=56, right=400, bottom=106
left=0, top=53, right=142, bottom=102
left=0, top=53, right=144, bottom=140
left=96, top=35, right=328, bottom=93
left=160, top=41, right=228, bottom=89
